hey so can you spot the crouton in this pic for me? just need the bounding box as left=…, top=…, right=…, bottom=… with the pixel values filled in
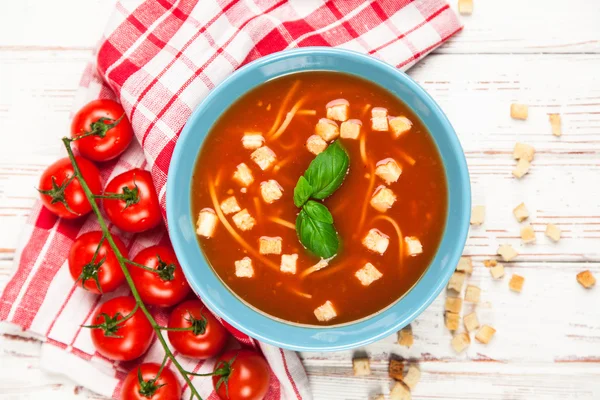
left=510, top=103, right=528, bottom=120
left=260, top=180, right=283, bottom=204
left=251, top=146, right=276, bottom=170
left=513, top=142, right=536, bottom=162
left=241, top=132, right=264, bottom=150
left=306, top=134, right=328, bottom=155
left=458, top=0, right=473, bottom=15
left=220, top=196, right=241, bottom=215
left=445, top=312, right=460, bottom=330
left=352, top=357, right=371, bottom=376
left=232, top=209, right=256, bottom=231
left=512, top=158, right=530, bottom=179
left=371, top=107, right=389, bottom=131
left=576, top=270, right=596, bottom=288
left=475, top=325, right=496, bottom=344
left=509, top=274, right=525, bottom=292
left=375, top=158, right=402, bottom=184
left=513, top=202, right=529, bottom=222
left=326, top=99, right=350, bottom=122
left=490, top=263, right=505, bottom=279
left=389, top=382, right=411, bottom=400
left=370, top=185, right=397, bottom=212
left=355, top=262, right=383, bottom=286
left=389, top=359, right=404, bottom=381
left=497, top=244, right=518, bottom=261
left=470, top=205, right=485, bottom=225
left=233, top=163, right=254, bottom=187
left=451, top=332, right=471, bottom=353
left=196, top=208, right=218, bottom=238
left=463, top=312, right=480, bottom=333
left=315, top=118, right=340, bottom=141
left=314, top=300, right=337, bottom=322
left=388, top=116, right=412, bottom=138
left=403, top=364, right=421, bottom=389
left=448, top=271, right=466, bottom=292
left=483, top=259, right=497, bottom=268
left=445, top=296, right=463, bottom=313
left=362, top=228, right=390, bottom=255
left=280, top=254, right=298, bottom=274
left=456, top=256, right=473, bottom=274
left=549, top=113, right=562, bottom=137
left=520, top=224, right=536, bottom=244
left=259, top=236, right=282, bottom=255
left=397, top=325, right=413, bottom=348
left=545, top=223, right=561, bottom=242
left=404, top=236, right=423, bottom=256
left=234, top=257, right=254, bottom=278
left=340, top=119, right=362, bottom=139
left=465, top=285, right=481, bottom=303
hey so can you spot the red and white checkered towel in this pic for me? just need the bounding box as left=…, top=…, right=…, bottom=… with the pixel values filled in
left=0, top=1, right=461, bottom=398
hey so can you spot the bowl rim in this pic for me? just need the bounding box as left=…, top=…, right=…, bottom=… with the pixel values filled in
left=167, top=47, right=471, bottom=351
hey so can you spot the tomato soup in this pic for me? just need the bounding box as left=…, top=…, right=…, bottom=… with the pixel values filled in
left=191, top=72, right=447, bottom=326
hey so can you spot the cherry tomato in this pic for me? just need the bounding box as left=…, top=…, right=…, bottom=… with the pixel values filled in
left=213, top=350, right=271, bottom=400
left=68, top=231, right=128, bottom=294
left=38, top=157, right=102, bottom=219
left=121, top=363, right=181, bottom=400
left=167, top=300, right=228, bottom=359
left=71, top=99, right=134, bottom=162
left=88, top=296, right=154, bottom=361
left=130, top=245, right=190, bottom=307
left=102, top=169, right=161, bottom=233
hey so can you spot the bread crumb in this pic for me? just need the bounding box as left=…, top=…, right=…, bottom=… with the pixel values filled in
left=512, top=158, right=531, bottom=179
left=389, top=382, right=411, bottom=400
left=445, top=312, right=460, bottom=331
left=374, top=395, right=385, bottom=400
left=549, top=113, right=562, bottom=137
left=470, top=205, right=485, bottom=225
left=483, top=259, right=497, bottom=268
left=545, top=223, right=561, bottom=242
left=510, top=103, right=528, bottom=120
left=389, top=359, right=404, bottom=381
left=490, top=263, right=505, bottom=279
left=497, top=244, right=518, bottom=262
left=458, top=0, right=473, bottom=15
left=352, top=357, right=371, bottom=376
left=513, top=202, right=529, bottom=222
left=465, top=285, right=481, bottom=303
left=398, top=326, right=414, bottom=348
left=463, top=312, right=480, bottom=333
left=509, top=274, right=525, bottom=292
left=451, top=332, right=471, bottom=353
left=402, top=364, right=421, bottom=389
left=576, top=270, right=596, bottom=288
left=448, top=271, right=466, bottom=292
left=475, top=325, right=496, bottom=344
left=445, top=296, right=463, bottom=313
left=520, top=224, right=536, bottom=244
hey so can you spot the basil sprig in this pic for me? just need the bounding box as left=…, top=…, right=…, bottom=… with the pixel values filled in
left=294, top=141, right=350, bottom=258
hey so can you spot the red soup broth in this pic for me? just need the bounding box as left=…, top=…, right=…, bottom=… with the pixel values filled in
left=191, top=71, right=448, bottom=326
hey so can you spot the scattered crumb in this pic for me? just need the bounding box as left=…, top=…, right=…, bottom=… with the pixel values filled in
left=509, top=274, right=525, bottom=292
left=445, top=296, right=463, bottom=313
left=352, top=357, right=371, bottom=376
left=483, top=259, right=498, bottom=268
left=475, top=325, right=496, bottom=344
left=497, top=244, right=518, bottom=262
left=398, top=325, right=414, bottom=348
left=458, top=0, right=473, bottom=15
left=445, top=312, right=460, bottom=331
left=513, top=202, right=529, bottom=222
left=374, top=395, right=385, bottom=400
left=448, top=271, right=466, bottom=292
left=456, top=256, right=473, bottom=274
left=545, top=223, right=561, bottom=242
left=490, top=263, right=505, bottom=279
left=512, top=158, right=531, bottom=179
left=389, top=359, right=404, bottom=381
left=576, top=270, right=596, bottom=288
left=549, top=113, right=562, bottom=137
left=520, top=224, right=536, bottom=244
left=402, top=364, right=421, bottom=389
left=513, top=142, right=536, bottom=162
left=451, top=332, right=471, bottom=353
left=389, top=382, right=411, bottom=400
left=470, top=205, right=485, bottom=225
left=510, top=103, right=528, bottom=120
left=465, top=285, right=481, bottom=303
left=463, top=312, right=480, bottom=333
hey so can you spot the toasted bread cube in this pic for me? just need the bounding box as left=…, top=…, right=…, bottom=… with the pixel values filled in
left=390, top=382, right=411, bottom=400
left=233, top=163, right=254, bottom=187
left=398, top=325, right=413, bottom=348
left=475, top=325, right=496, bottom=344
left=251, top=146, right=276, bottom=171
left=232, top=209, right=256, bottom=231
left=259, top=236, right=282, bottom=255
left=520, top=224, right=536, bottom=244
left=513, top=202, right=529, bottom=222
left=465, top=285, right=481, bottom=303
left=456, top=256, right=473, bottom=274
left=445, top=312, right=460, bottom=331
left=403, top=364, right=421, bottom=389
left=576, top=270, right=596, bottom=288
left=445, top=296, right=463, bottom=313
left=448, top=271, right=466, bottom=292
left=389, top=116, right=412, bottom=138
left=234, top=257, right=254, bottom=278
left=451, top=332, right=471, bottom=353
left=315, top=118, right=340, bottom=141
left=470, top=205, right=485, bottom=225
left=389, top=359, right=404, bottom=381
left=545, top=223, right=561, bottom=242
left=326, top=99, right=350, bottom=122
left=340, top=119, right=362, bottom=139
left=306, top=134, right=328, bottom=155
left=241, top=132, right=264, bottom=150
left=549, top=113, right=562, bottom=137
left=260, top=180, right=283, bottom=204
left=196, top=208, right=218, bottom=238
left=370, top=185, right=397, bottom=212
left=405, top=236, right=423, bottom=257
left=463, top=312, right=480, bottom=333
left=509, top=274, right=525, bottom=292
left=458, top=0, right=473, bottom=15
left=490, top=263, right=505, bottom=279
left=510, top=103, right=528, bottom=120
left=375, top=158, right=402, bottom=184
left=280, top=254, right=298, bottom=274
left=497, top=244, right=518, bottom=262
left=355, top=262, right=383, bottom=286
left=512, top=158, right=530, bottom=179
left=371, top=107, right=389, bottom=131
left=352, top=357, right=371, bottom=376
left=513, top=142, right=536, bottom=162
left=220, top=196, right=241, bottom=215
left=362, top=228, right=390, bottom=255
left=314, top=300, right=336, bottom=322
left=483, top=259, right=497, bottom=268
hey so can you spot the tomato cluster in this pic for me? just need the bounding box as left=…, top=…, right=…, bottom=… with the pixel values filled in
left=38, top=100, right=271, bottom=400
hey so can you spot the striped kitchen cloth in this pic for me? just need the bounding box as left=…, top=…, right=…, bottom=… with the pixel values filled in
left=0, top=1, right=461, bottom=399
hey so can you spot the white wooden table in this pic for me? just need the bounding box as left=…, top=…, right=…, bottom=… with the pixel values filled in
left=1, top=1, right=599, bottom=399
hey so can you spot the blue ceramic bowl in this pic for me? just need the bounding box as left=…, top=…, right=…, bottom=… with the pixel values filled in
left=167, top=47, right=470, bottom=352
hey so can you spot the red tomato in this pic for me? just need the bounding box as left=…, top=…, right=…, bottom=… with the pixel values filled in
left=213, top=350, right=270, bottom=400
left=167, top=300, right=228, bottom=359
left=121, top=363, right=181, bottom=400
left=71, top=99, right=134, bottom=162
left=68, top=231, right=128, bottom=294
left=102, top=169, right=161, bottom=233
left=130, top=245, right=190, bottom=307
left=38, top=157, right=102, bottom=219
left=88, top=296, right=154, bottom=361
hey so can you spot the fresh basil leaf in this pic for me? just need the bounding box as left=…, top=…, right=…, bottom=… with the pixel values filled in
left=304, top=141, right=350, bottom=200
left=293, top=176, right=313, bottom=208
left=303, top=200, right=333, bottom=224
left=296, top=208, right=338, bottom=259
